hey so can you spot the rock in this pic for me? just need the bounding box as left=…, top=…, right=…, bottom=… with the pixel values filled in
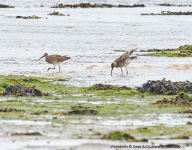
left=137, top=79, right=192, bottom=94
left=2, top=84, right=42, bottom=96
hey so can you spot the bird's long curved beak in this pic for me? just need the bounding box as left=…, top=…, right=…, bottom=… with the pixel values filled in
left=111, top=67, right=113, bottom=76
left=39, top=56, right=44, bottom=61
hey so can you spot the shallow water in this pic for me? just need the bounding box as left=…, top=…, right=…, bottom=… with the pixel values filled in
left=68, top=113, right=192, bottom=126
left=1, top=0, right=192, bottom=88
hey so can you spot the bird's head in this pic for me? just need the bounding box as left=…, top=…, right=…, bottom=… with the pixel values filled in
left=44, top=53, right=48, bottom=57
left=39, top=53, right=48, bottom=61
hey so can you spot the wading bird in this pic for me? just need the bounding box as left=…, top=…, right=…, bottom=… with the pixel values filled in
left=39, top=53, right=70, bottom=72
left=111, top=49, right=137, bottom=76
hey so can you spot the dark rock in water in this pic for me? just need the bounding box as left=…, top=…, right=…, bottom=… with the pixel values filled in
left=184, top=84, right=192, bottom=92
left=67, top=110, right=98, bottom=115
left=2, top=84, right=42, bottom=96
left=137, top=79, right=192, bottom=94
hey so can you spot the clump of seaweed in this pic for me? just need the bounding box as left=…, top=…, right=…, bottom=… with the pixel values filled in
left=0, top=84, right=43, bottom=96
left=139, top=45, right=192, bottom=57
left=0, top=108, right=25, bottom=112
left=89, top=84, right=131, bottom=90
left=157, top=4, right=191, bottom=7
left=141, top=11, right=192, bottom=15
left=152, top=92, right=191, bottom=106
left=137, top=79, right=192, bottom=94
left=31, top=110, right=48, bottom=115
left=176, top=110, right=192, bottom=113
left=11, top=132, right=41, bottom=136
left=16, top=15, right=41, bottom=19
left=171, top=135, right=189, bottom=139
left=53, top=110, right=98, bottom=115
left=186, top=121, right=192, bottom=125
left=51, top=3, right=145, bottom=8
left=0, top=4, right=14, bottom=8
left=48, top=10, right=66, bottom=16
left=67, top=110, right=98, bottom=115
left=53, top=105, right=98, bottom=115
left=101, top=131, right=148, bottom=142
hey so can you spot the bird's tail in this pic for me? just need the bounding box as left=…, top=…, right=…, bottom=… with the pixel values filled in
left=129, top=48, right=138, bottom=56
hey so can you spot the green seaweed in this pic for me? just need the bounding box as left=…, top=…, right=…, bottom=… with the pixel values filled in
left=142, top=45, right=192, bottom=57
left=114, top=50, right=126, bottom=52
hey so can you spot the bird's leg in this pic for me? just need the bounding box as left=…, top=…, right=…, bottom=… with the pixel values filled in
left=125, top=67, right=128, bottom=75
left=47, top=65, right=55, bottom=72
left=121, top=68, right=123, bottom=75
left=58, top=64, right=60, bottom=72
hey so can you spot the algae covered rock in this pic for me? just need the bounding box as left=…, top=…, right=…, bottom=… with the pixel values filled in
left=2, top=84, right=42, bottom=96
left=137, top=79, right=192, bottom=94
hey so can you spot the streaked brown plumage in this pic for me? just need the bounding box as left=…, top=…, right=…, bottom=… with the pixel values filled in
left=39, top=53, right=70, bottom=72
left=111, top=48, right=137, bottom=76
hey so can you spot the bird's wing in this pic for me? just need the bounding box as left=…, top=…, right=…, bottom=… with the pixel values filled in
left=120, top=49, right=137, bottom=61
left=50, top=55, right=70, bottom=62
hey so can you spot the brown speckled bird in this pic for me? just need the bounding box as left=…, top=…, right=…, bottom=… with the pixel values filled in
left=39, top=53, right=70, bottom=72
left=111, top=48, right=137, bottom=76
